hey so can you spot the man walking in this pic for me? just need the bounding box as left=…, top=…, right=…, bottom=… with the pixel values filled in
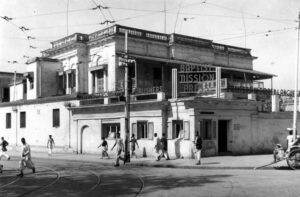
left=111, top=133, right=124, bottom=167
left=194, top=132, right=202, bottom=165
left=17, top=138, right=35, bottom=177
left=160, top=133, right=170, bottom=160
left=0, top=137, right=10, bottom=160
left=130, top=134, right=139, bottom=158
left=47, top=135, right=55, bottom=156
left=153, top=133, right=162, bottom=161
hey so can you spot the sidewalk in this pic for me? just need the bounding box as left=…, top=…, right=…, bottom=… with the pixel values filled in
left=5, top=151, right=288, bottom=170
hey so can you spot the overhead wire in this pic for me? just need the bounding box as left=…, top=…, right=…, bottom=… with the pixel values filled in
left=90, top=0, right=108, bottom=21
left=215, top=26, right=297, bottom=41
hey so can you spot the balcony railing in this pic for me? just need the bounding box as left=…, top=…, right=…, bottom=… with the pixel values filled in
left=227, top=79, right=264, bottom=89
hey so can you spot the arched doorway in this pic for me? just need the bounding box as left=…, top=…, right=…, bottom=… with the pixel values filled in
left=81, top=125, right=99, bottom=154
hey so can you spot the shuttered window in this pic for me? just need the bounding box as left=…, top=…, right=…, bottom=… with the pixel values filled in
left=136, top=121, right=154, bottom=139
left=53, top=109, right=60, bottom=127
left=148, top=122, right=154, bottom=140
left=167, top=122, right=172, bottom=139
left=20, top=112, right=26, bottom=128
left=199, top=119, right=216, bottom=140
left=6, top=113, right=11, bottom=129
left=184, top=121, right=190, bottom=140
left=132, top=123, right=137, bottom=138
left=137, top=121, right=148, bottom=139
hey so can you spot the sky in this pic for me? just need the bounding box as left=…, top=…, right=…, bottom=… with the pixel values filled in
left=0, top=0, right=300, bottom=89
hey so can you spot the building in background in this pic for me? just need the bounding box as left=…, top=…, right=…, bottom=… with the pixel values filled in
left=0, top=25, right=294, bottom=158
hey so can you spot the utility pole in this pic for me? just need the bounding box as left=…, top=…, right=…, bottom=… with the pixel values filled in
left=164, top=0, right=167, bottom=33
left=292, top=12, right=300, bottom=141
left=124, top=31, right=130, bottom=163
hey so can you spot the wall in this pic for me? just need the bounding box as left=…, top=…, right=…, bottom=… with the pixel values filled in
left=253, top=112, right=297, bottom=153
left=0, top=101, right=75, bottom=153
left=10, top=83, right=23, bottom=101
left=26, top=62, right=38, bottom=100
left=41, top=61, right=61, bottom=97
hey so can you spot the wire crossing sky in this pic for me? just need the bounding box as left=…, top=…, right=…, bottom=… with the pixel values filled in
left=0, top=0, right=299, bottom=89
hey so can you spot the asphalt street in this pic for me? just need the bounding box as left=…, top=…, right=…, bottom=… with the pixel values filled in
left=1, top=156, right=300, bottom=197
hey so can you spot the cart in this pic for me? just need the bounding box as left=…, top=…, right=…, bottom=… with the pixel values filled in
left=286, top=145, right=300, bottom=170
left=254, top=144, right=300, bottom=170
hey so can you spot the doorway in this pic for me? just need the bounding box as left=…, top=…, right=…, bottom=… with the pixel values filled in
left=218, top=120, right=229, bottom=153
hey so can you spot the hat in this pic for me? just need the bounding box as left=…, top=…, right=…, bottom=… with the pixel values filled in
left=286, top=128, right=293, bottom=131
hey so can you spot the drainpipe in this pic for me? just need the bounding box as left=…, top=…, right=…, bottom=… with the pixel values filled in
left=39, top=63, right=42, bottom=97
left=15, top=107, right=18, bottom=147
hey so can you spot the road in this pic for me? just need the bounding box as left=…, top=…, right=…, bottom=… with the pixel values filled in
left=0, top=157, right=300, bottom=197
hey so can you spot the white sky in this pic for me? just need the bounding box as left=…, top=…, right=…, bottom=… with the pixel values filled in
left=0, top=0, right=300, bottom=89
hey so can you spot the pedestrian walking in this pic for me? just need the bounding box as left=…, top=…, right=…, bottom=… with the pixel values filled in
left=130, top=134, right=139, bottom=158
left=98, top=137, right=110, bottom=159
left=0, top=137, right=10, bottom=160
left=17, top=138, right=36, bottom=177
left=160, top=133, right=170, bottom=160
left=111, top=133, right=124, bottom=167
left=194, top=132, right=202, bottom=165
left=47, top=135, right=55, bottom=156
left=153, top=133, right=162, bottom=161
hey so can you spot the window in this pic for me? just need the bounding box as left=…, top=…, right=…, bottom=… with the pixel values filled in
left=153, top=67, right=162, bottom=86
left=20, top=111, right=26, bottom=128
left=53, top=109, right=60, bottom=127
left=200, top=119, right=216, bottom=140
left=6, top=113, right=11, bottom=129
left=167, top=120, right=183, bottom=139
left=28, top=76, right=34, bottom=89
left=135, top=121, right=154, bottom=139
left=102, top=123, right=120, bottom=139
left=2, top=87, right=10, bottom=102
left=58, top=75, right=66, bottom=94
left=68, top=71, right=76, bottom=88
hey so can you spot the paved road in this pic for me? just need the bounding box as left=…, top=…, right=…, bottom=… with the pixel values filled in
left=1, top=157, right=300, bottom=197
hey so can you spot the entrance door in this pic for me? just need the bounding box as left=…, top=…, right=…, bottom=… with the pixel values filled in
left=81, top=126, right=99, bottom=154
left=218, top=120, right=228, bottom=152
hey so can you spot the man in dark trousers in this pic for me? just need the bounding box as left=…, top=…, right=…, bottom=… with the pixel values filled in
left=17, top=138, right=36, bottom=177
left=194, top=132, right=202, bottom=165
left=0, top=137, right=10, bottom=160
left=160, top=133, right=170, bottom=160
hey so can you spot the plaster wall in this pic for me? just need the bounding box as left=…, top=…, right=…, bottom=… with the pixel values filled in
left=0, top=101, right=74, bottom=152
left=26, top=62, right=38, bottom=100
left=40, top=61, right=61, bottom=97
left=10, top=83, right=23, bottom=101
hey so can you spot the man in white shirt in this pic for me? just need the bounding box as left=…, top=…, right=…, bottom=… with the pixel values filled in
left=17, top=138, right=35, bottom=177
left=286, top=128, right=299, bottom=152
left=111, top=133, right=124, bottom=167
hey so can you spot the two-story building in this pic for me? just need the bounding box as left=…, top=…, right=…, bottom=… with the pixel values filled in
left=0, top=25, right=294, bottom=158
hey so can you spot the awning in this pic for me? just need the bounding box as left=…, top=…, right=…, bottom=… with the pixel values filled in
left=221, top=67, right=277, bottom=80
left=118, top=53, right=276, bottom=80
left=89, top=64, right=107, bottom=72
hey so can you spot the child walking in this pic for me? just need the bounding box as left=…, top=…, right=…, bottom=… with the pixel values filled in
left=98, top=137, right=110, bottom=159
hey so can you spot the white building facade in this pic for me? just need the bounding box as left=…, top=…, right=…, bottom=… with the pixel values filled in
left=1, top=25, right=292, bottom=158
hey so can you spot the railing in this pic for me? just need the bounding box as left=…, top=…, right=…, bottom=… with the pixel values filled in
left=212, top=43, right=251, bottom=55
left=51, top=33, right=89, bottom=48
left=227, top=79, right=264, bottom=89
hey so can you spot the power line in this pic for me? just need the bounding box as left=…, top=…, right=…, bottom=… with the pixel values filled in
left=90, top=0, right=108, bottom=22
left=216, top=26, right=297, bottom=41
